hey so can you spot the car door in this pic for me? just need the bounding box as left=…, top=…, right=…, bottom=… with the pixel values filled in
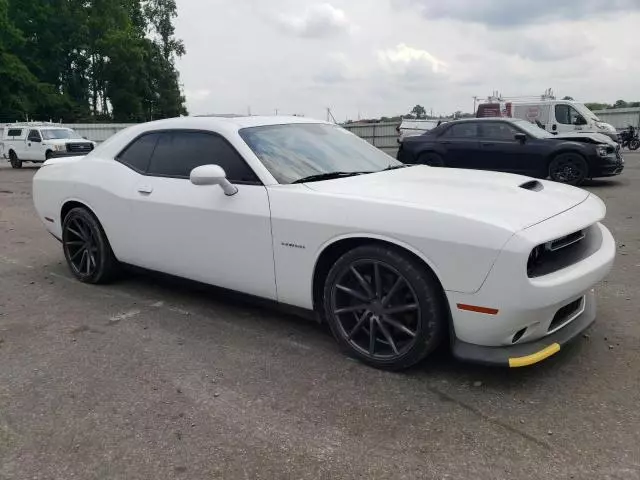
left=129, top=130, right=277, bottom=300
left=25, top=129, right=45, bottom=161
left=553, top=104, right=587, bottom=135
left=436, top=122, right=480, bottom=168
left=477, top=121, right=530, bottom=173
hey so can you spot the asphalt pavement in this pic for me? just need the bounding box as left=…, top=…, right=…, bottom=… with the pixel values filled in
left=0, top=155, right=639, bottom=479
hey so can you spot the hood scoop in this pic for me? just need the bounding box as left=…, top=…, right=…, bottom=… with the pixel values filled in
left=519, top=180, right=544, bottom=192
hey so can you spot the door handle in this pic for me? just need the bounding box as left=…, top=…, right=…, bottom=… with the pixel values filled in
left=481, top=142, right=495, bottom=147
left=441, top=141, right=452, bottom=145
left=137, top=185, right=153, bottom=194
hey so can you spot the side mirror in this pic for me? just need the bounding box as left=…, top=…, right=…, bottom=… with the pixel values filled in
left=190, top=164, right=238, bottom=196
left=514, top=133, right=527, bottom=143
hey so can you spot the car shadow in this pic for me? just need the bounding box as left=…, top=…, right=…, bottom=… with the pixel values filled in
left=114, top=266, right=583, bottom=389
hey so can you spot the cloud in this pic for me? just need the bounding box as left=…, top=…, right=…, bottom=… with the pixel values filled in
left=492, top=31, right=594, bottom=61
left=378, top=43, right=447, bottom=76
left=313, top=53, right=359, bottom=85
left=398, top=0, right=640, bottom=27
left=274, top=3, right=354, bottom=38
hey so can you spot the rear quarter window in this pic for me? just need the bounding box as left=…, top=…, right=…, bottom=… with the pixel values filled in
left=6, top=129, right=23, bottom=137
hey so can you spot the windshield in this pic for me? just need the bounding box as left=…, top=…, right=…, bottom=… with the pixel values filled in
left=239, top=123, right=401, bottom=184
left=573, top=103, right=599, bottom=121
left=512, top=120, right=555, bottom=139
left=41, top=128, right=83, bottom=140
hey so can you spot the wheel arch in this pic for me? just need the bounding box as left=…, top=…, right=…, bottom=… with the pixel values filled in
left=60, top=199, right=99, bottom=226
left=311, top=234, right=447, bottom=315
left=547, top=148, right=589, bottom=166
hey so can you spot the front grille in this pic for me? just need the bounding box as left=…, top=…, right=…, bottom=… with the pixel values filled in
left=549, top=297, right=584, bottom=332
left=66, top=142, right=94, bottom=153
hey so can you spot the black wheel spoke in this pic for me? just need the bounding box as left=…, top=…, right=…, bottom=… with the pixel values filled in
left=377, top=318, right=399, bottom=355
left=350, top=266, right=374, bottom=299
left=336, top=284, right=369, bottom=302
left=348, top=310, right=370, bottom=339
left=67, top=226, right=85, bottom=241
left=66, top=240, right=84, bottom=246
left=382, top=276, right=404, bottom=307
left=381, top=314, right=417, bottom=338
left=374, top=262, right=382, bottom=299
left=384, top=303, right=418, bottom=315
left=368, top=317, right=377, bottom=355
left=334, top=304, right=368, bottom=315
left=70, top=247, right=85, bottom=261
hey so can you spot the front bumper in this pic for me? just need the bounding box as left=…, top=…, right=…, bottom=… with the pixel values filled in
left=590, top=153, right=624, bottom=177
left=446, top=194, right=615, bottom=367
left=48, top=151, right=87, bottom=158
left=452, top=289, right=595, bottom=367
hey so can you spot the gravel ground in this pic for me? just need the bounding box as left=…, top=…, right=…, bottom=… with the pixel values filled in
left=0, top=156, right=639, bottom=479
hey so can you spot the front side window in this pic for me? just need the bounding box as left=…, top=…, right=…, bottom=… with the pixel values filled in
left=555, top=105, right=586, bottom=125
left=481, top=122, right=518, bottom=140
left=117, top=133, right=160, bottom=172
left=147, top=131, right=259, bottom=183
left=28, top=130, right=41, bottom=141
left=441, top=123, right=479, bottom=138
left=239, top=123, right=399, bottom=184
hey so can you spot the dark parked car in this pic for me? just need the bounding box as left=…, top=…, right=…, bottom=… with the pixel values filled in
left=397, top=118, right=624, bottom=185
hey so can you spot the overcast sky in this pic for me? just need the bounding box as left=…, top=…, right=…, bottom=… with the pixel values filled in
left=174, top=0, right=640, bottom=121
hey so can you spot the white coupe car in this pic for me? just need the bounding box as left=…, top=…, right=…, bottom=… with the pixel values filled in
left=33, top=116, right=615, bottom=370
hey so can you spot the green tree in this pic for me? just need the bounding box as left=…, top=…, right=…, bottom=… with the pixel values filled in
left=410, top=105, right=426, bottom=119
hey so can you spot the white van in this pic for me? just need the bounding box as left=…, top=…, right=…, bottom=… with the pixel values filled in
left=476, top=100, right=619, bottom=142
left=2, top=123, right=96, bottom=169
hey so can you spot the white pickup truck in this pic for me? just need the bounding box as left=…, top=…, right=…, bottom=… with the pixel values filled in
left=1, top=123, right=96, bottom=169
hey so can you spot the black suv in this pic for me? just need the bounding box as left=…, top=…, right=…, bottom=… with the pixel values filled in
left=397, top=118, right=624, bottom=185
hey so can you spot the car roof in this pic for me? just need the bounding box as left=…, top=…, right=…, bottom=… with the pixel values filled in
left=137, top=115, right=331, bottom=131
left=446, top=118, right=523, bottom=124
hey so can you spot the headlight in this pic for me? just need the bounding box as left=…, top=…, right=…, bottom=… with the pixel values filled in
left=54, top=144, right=66, bottom=151
left=597, top=145, right=609, bottom=157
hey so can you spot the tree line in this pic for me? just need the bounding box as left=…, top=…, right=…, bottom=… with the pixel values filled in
left=0, top=0, right=186, bottom=123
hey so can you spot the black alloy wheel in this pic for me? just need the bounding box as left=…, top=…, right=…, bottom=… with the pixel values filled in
left=549, top=153, right=588, bottom=186
left=324, top=245, right=445, bottom=370
left=9, top=151, right=22, bottom=169
left=62, top=207, right=119, bottom=284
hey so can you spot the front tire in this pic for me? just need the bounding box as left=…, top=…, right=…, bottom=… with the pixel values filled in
left=62, top=207, right=119, bottom=284
left=45, top=150, right=53, bottom=160
left=549, top=153, right=588, bottom=186
left=9, top=151, right=22, bottom=169
left=629, top=139, right=640, bottom=151
left=323, top=245, right=446, bottom=370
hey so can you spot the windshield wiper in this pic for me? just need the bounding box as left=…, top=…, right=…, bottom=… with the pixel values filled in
left=291, top=171, right=370, bottom=184
left=381, top=164, right=412, bottom=171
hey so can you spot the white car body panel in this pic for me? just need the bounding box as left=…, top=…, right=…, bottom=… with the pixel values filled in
left=32, top=115, right=616, bottom=360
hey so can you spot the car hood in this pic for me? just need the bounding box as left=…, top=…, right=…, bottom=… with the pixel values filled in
left=303, top=166, right=590, bottom=232
left=553, top=132, right=616, bottom=146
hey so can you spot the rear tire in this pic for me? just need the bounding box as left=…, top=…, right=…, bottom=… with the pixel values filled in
left=417, top=152, right=445, bottom=167
left=323, top=245, right=447, bottom=370
left=62, top=207, right=120, bottom=284
left=9, top=151, right=22, bottom=169
left=549, top=153, right=588, bottom=186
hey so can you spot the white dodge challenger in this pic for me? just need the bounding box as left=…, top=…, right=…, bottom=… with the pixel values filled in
left=32, top=116, right=616, bottom=370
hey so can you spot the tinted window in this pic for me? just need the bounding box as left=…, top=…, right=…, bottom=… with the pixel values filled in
left=148, top=131, right=258, bottom=183
left=7, top=129, right=22, bottom=137
left=481, top=122, right=519, bottom=140
left=441, top=123, right=479, bottom=138
left=118, top=133, right=160, bottom=172
left=555, top=105, right=586, bottom=125
left=28, top=130, right=41, bottom=140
